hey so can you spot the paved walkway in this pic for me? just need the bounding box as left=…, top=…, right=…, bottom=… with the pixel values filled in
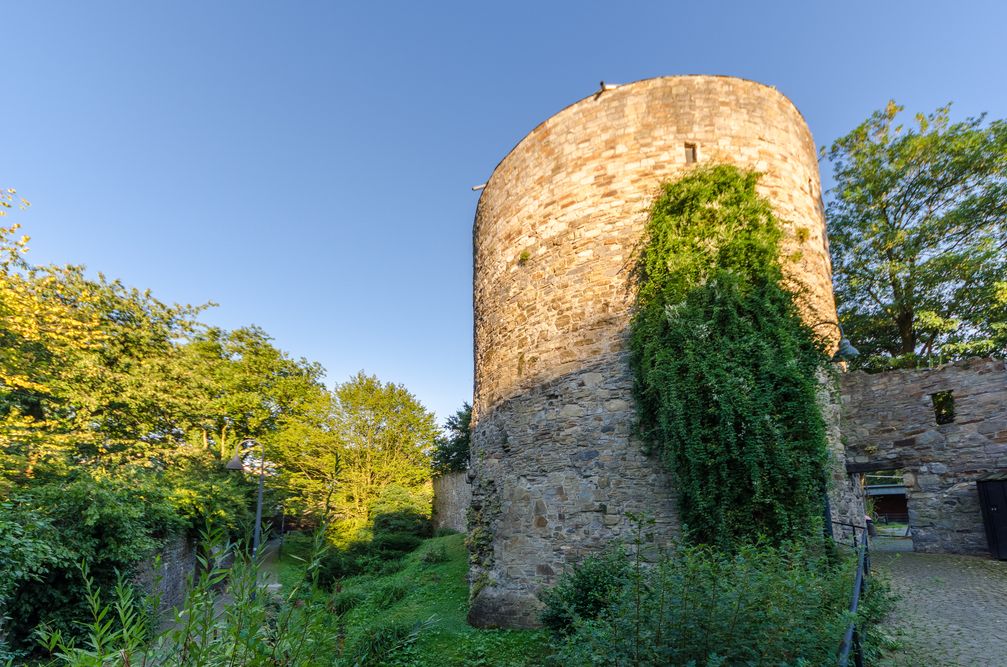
left=873, top=551, right=1007, bottom=666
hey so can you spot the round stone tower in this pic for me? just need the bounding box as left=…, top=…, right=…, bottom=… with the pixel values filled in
left=469, top=76, right=843, bottom=628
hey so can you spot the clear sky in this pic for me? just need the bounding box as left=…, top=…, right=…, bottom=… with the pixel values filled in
left=5, top=1, right=1007, bottom=422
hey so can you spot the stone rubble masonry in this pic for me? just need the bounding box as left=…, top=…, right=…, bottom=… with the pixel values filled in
left=469, top=75, right=859, bottom=628
left=841, top=357, right=1007, bottom=555
left=432, top=471, right=472, bottom=533
left=132, top=531, right=197, bottom=613
left=820, top=368, right=868, bottom=539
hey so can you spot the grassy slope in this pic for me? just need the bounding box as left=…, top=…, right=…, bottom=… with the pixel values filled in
left=276, top=534, right=551, bottom=666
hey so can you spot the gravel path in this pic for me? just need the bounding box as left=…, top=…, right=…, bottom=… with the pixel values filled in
left=873, top=551, right=1007, bottom=666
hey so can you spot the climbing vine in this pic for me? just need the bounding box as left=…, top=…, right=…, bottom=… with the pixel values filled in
left=630, top=165, right=829, bottom=548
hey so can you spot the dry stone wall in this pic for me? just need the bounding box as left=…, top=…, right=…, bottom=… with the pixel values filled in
left=470, top=75, right=859, bottom=628
left=841, top=357, right=1007, bottom=554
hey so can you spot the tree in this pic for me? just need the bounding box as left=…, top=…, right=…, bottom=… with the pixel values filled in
left=432, top=402, right=471, bottom=474
left=825, top=101, right=1007, bottom=367
left=329, top=372, right=437, bottom=538
left=270, top=372, right=438, bottom=541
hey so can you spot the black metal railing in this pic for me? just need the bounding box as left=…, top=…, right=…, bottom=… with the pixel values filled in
left=833, top=520, right=870, bottom=667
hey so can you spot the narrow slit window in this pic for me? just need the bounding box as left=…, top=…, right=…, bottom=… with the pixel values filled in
left=931, top=390, right=955, bottom=425
left=684, top=143, right=697, bottom=163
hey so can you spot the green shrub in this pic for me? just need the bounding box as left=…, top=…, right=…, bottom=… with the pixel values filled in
left=369, top=580, right=410, bottom=609
left=343, top=619, right=428, bottom=667
left=539, top=547, right=630, bottom=635
left=37, top=533, right=344, bottom=667
left=369, top=484, right=432, bottom=538
left=549, top=541, right=861, bottom=666
left=314, top=532, right=421, bottom=588
left=377, top=558, right=406, bottom=576
left=419, top=544, right=449, bottom=565
left=315, top=549, right=368, bottom=587
left=372, top=531, right=423, bottom=556
left=330, top=587, right=367, bottom=615
left=1, top=471, right=185, bottom=652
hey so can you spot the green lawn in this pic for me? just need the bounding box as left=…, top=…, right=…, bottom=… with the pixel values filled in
left=275, top=533, right=551, bottom=666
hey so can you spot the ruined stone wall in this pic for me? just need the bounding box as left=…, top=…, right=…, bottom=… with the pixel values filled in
left=820, top=369, right=868, bottom=539
left=433, top=471, right=472, bottom=534
left=470, top=75, right=855, bottom=628
left=841, top=357, right=1007, bottom=554
left=133, top=530, right=196, bottom=613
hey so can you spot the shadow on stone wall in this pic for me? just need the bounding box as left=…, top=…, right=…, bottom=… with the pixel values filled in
left=432, top=471, right=471, bottom=534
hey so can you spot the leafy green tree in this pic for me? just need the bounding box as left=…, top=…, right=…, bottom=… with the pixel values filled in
left=330, top=372, right=437, bottom=539
left=432, top=402, right=471, bottom=474
left=272, top=372, right=438, bottom=541
left=825, top=101, right=1007, bottom=366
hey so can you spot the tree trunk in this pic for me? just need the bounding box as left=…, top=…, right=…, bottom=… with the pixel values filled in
left=897, top=311, right=915, bottom=355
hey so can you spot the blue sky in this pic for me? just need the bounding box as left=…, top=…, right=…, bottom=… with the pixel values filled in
left=5, top=1, right=1006, bottom=422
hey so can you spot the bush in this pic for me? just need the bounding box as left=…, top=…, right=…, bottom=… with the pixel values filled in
left=370, top=484, right=432, bottom=538
left=343, top=619, right=428, bottom=667
left=369, top=580, right=410, bottom=609
left=372, top=531, right=423, bottom=556
left=330, top=587, right=366, bottom=615
left=1, top=471, right=185, bottom=652
left=314, top=531, right=423, bottom=588
left=539, top=547, right=630, bottom=635
left=38, top=536, right=344, bottom=667
left=377, top=558, right=406, bottom=576
left=419, top=544, right=449, bottom=565
left=548, top=541, right=863, bottom=666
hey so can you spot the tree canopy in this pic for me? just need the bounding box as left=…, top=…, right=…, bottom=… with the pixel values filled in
left=432, top=402, right=471, bottom=474
left=825, top=101, right=1007, bottom=367
left=0, top=212, right=441, bottom=651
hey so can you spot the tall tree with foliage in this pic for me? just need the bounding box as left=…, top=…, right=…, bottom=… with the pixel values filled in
left=630, top=166, right=829, bottom=548
left=826, top=101, right=1007, bottom=366
left=271, top=372, right=438, bottom=540
left=432, top=402, right=471, bottom=474
left=330, top=372, right=437, bottom=536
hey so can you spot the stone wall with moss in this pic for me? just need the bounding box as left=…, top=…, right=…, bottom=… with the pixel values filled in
left=469, top=75, right=857, bottom=628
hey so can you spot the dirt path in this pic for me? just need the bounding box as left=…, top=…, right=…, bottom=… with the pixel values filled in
left=873, top=551, right=1007, bottom=666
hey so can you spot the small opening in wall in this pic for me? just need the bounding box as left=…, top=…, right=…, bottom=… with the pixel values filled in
left=931, top=390, right=955, bottom=425
left=684, top=143, right=697, bottom=163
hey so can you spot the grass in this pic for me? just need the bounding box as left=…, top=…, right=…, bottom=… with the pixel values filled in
left=275, top=533, right=551, bottom=666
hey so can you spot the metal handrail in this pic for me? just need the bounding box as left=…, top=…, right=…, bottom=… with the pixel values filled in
left=836, top=522, right=870, bottom=667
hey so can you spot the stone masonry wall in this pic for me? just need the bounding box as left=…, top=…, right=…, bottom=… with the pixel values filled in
left=841, top=357, right=1007, bottom=554
left=133, top=530, right=196, bottom=613
left=433, top=471, right=472, bottom=534
left=820, top=369, right=868, bottom=539
left=470, top=75, right=859, bottom=628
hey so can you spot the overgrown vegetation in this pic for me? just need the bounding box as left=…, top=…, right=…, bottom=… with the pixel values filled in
left=35, top=529, right=347, bottom=666
left=281, top=533, right=550, bottom=666
left=543, top=535, right=891, bottom=666
left=0, top=213, right=442, bottom=660
left=629, top=165, right=830, bottom=547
